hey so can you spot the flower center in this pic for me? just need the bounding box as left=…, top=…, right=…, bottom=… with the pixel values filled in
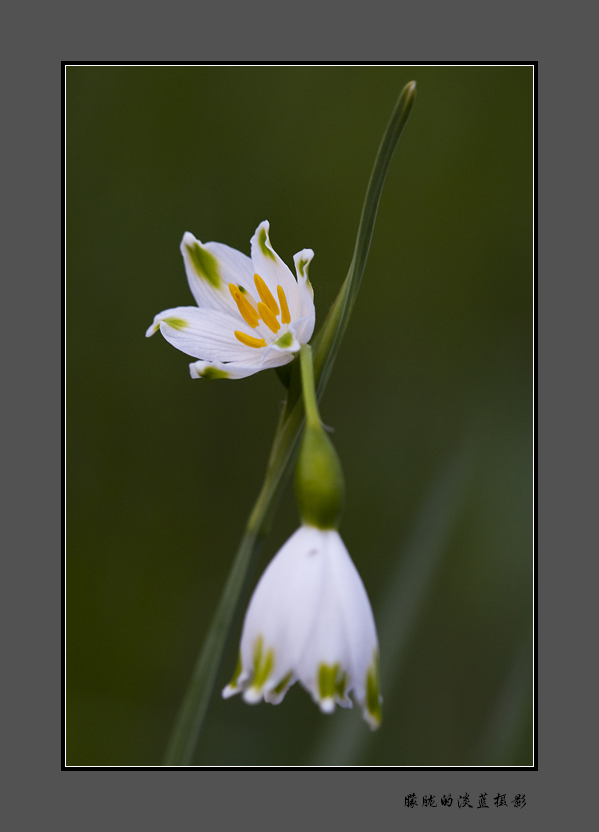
left=230, top=274, right=291, bottom=349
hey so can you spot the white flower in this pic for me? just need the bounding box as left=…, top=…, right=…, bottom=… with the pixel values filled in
left=146, top=221, right=315, bottom=379
left=222, top=525, right=382, bottom=729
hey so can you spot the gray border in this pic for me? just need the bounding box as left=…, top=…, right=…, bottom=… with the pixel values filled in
left=57, top=52, right=572, bottom=826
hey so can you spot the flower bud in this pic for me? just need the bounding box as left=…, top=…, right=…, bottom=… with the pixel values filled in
left=295, top=422, right=345, bottom=530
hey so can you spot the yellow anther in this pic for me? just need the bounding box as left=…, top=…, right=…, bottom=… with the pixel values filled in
left=277, top=285, right=291, bottom=324
left=254, top=274, right=279, bottom=316
left=236, top=284, right=259, bottom=311
left=228, top=282, right=242, bottom=301
left=258, top=302, right=280, bottom=334
left=234, top=330, right=267, bottom=349
left=229, top=283, right=260, bottom=328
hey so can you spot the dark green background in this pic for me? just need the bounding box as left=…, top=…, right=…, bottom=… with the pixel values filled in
left=67, top=65, right=533, bottom=766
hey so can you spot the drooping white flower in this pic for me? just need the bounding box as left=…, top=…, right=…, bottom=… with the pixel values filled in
left=146, top=221, right=315, bottom=379
left=223, top=525, right=382, bottom=729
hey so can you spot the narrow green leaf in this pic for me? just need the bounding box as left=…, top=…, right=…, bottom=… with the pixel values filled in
left=313, top=81, right=416, bottom=393
left=476, top=630, right=533, bottom=766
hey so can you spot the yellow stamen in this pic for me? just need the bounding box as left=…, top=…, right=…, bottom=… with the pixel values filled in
left=254, top=274, right=279, bottom=316
left=236, top=284, right=259, bottom=312
left=277, top=285, right=291, bottom=324
left=229, top=283, right=260, bottom=328
left=234, top=330, right=267, bottom=349
left=257, top=302, right=280, bottom=334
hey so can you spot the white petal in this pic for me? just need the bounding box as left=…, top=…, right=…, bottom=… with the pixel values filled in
left=294, top=532, right=353, bottom=710
left=286, top=316, right=314, bottom=350
left=250, top=221, right=303, bottom=321
left=327, top=532, right=381, bottom=727
left=293, top=248, right=316, bottom=322
left=189, top=358, right=269, bottom=380
left=189, top=339, right=297, bottom=380
left=238, top=527, right=328, bottom=697
left=149, top=306, right=250, bottom=362
left=180, top=232, right=254, bottom=314
left=146, top=305, right=198, bottom=338
left=327, top=532, right=378, bottom=696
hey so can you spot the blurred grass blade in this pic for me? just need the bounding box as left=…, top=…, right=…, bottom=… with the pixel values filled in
left=163, top=83, right=417, bottom=765
left=312, top=439, right=473, bottom=766
left=477, top=629, right=533, bottom=765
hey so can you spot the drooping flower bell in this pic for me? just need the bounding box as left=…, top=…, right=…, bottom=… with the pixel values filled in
left=222, top=345, right=382, bottom=728
left=222, top=525, right=382, bottom=728
left=146, top=221, right=315, bottom=379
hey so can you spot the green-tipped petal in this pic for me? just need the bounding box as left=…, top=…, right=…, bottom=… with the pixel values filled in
left=243, top=636, right=276, bottom=704
left=184, top=238, right=222, bottom=288
left=180, top=232, right=254, bottom=314
left=146, top=307, right=195, bottom=338
left=264, top=671, right=295, bottom=704
left=364, top=652, right=382, bottom=730
left=250, top=221, right=303, bottom=321
left=293, top=248, right=316, bottom=315
left=222, top=653, right=248, bottom=698
left=150, top=307, right=249, bottom=362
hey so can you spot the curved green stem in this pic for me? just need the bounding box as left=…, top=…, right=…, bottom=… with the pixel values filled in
left=163, top=81, right=416, bottom=765
left=298, top=345, right=321, bottom=429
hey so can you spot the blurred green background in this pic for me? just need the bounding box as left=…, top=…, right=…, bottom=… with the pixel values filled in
left=67, top=65, right=533, bottom=766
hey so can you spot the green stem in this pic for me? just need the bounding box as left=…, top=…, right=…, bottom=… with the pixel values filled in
left=163, top=81, right=416, bottom=765
left=298, top=345, right=320, bottom=429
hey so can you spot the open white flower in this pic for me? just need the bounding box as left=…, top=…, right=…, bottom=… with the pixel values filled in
left=146, top=221, right=315, bottom=379
left=223, top=525, right=382, bottom=729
